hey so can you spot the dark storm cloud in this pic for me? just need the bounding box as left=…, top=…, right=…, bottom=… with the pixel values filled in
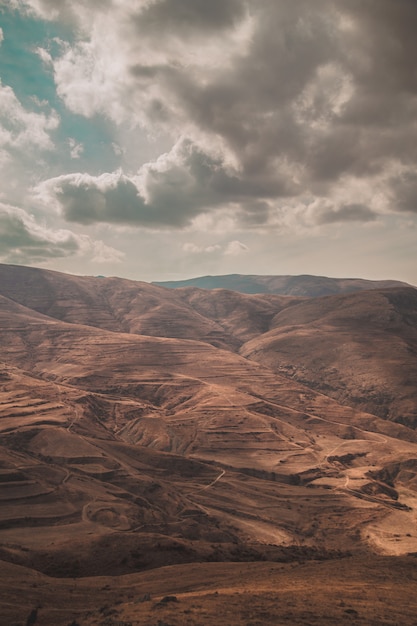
left=341, top=0, right=417, bottom=97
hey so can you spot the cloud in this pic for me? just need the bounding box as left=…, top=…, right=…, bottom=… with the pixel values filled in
left=85, top=238, right=125, bottom=264
left=9, top=1, right=417, bottom=234
left=68, top=138, right=83, bottom=159
left=182, top=239, right=247, bottom=256
left=315, top=203, right=378, bottom=225
left=35, top=138, right=271, bottom=227
left=388, top=170, right=417, bottom=214
left=0, top=202, right=79, bottom=262
left=0, top=78, right=60, bottom=205
left=138, top=0, right=247, bottom=36
left=182, top=242, right=221, bottom=254
left=11, top=0, right=111, bottom=27
left=35, top=171, right=146, bottom=225
left=0, top=202, right=124, bottom=264
left=0, top=81, right=59, bottom=164
left=341, top=0, right=417, bottom=98
left=224, top=239, right=248, bottom=255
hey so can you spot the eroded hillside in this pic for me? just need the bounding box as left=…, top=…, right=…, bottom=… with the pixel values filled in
left=0, top=264, right=417, bottom=625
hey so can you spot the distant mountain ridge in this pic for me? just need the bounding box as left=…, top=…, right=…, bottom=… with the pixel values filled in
left=153, top=273, right=412, bottom=296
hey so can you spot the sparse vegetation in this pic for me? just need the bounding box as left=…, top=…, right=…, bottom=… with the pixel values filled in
left=0, top=265, right=416, bottom=624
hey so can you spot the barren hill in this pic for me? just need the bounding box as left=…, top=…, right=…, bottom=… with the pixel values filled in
left=0, top=263, right=299, bottom=348
left=241, top=287, right=417, bottom=427
left=0, top=263, right=417, bottom=624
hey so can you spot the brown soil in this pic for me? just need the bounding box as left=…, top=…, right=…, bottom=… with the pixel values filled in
left=0, top=264, right=416, bottom=625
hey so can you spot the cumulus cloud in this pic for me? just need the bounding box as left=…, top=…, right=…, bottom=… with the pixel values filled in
left=68, top=138, right=83, bottom=159
left=0, top=203, right=124, bottom=264
left=35, top=139, right=271, bottom=227
left=0, top=81, right=59, bottom=165
left=182, top=240, right=247, bottom=256
left=224, top=240, right=248, bottom=255
left=34, top=171, right=144, bottom=225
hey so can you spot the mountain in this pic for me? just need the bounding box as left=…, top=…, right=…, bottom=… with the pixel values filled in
left=153, top=272, right=412, bottom=296
left=0, top=263, right=417, bottom=624
left=0, top=263, right=298, bottom=348
left=241, top=287, right=417, bottom=427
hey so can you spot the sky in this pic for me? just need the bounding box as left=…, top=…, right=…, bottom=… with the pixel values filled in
left=0, top=0, right=416, bottom=284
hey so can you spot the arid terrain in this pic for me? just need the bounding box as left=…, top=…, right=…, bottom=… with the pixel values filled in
left=0, top=263, right=417, bottom=625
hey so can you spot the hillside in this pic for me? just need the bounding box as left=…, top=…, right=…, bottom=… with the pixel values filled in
left=241, top=287, right=417, bottom=427
left=0, top=264, right=300, bottom=349
left=0, top=263, right=417, bottom=624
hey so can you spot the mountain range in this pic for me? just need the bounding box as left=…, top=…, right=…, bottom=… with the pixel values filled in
left=153, top=272, right=411, bottom=296
left=0, top=263, right=417, bottom=625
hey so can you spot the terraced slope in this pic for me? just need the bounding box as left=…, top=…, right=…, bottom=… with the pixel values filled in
left=241, top=287, right=417, bottom=426
left=0, top=263, right=417, bottom=624
left=0, top=263, right=296, bottom=349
